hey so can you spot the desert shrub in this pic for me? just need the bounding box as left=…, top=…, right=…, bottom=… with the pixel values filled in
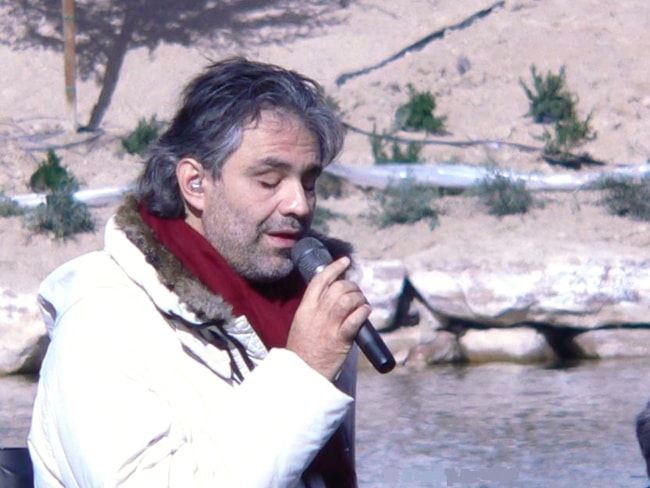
left=540, top=114, right=595, bottom=160
left=520, top=65, right=576, bottom=124
left=24, top=149, right=95, bottom=238
left=596, top=176, right=650, bottom=221
left=121, top=116, right=163, bottom=156
left=26, top=191, right=95, bottom=239
left=368, top=178, right=440, bottom=229
left=325, top=94, right=346, bottom=120
left=521, top=65, right=597, bottom=166
left=475, top=173, right=533, bottom=216
left=0, top=194, right=26, bottom=217
left=316, top=172, right=345, bottom=199
left=29, top=149, right=79, bottom=193
left=395, top=84, right=447, bottom=134
left=371, top=128, right=423, bottom=164
left=312, top=206, right=347, bottom=234
left=368, top=82, right=447, bottom=164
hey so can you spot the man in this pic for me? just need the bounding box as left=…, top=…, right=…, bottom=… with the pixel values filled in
left=29, top=58, right=370, bottom=487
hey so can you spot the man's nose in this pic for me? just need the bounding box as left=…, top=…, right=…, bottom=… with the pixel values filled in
left=279, top=180, right=311, bottom=217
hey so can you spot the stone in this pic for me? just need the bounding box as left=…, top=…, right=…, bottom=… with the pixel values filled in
left=357, top=253, right=650, bottom=365
left=0, top=289, right=47, bottom=375
left=574, top=329, right=650, bottom=359
left=353, top=259, right=408, bottom=330
left=406, top=255, right=650, bottom=329
left=404, top=330, right=462, bottom=368
left=5, top=250, right=650, bottom=372
left=459, top=328, right=553, bottom=363
left=369, top=326, right=421, bottom=369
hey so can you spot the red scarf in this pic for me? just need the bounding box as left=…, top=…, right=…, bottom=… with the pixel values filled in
left=139, top=205, right=356, bottom=487
left=139, top=205, right=304, bottom=349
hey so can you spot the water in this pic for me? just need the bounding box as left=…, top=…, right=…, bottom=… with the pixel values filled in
left=2, top=359, right=650, bottom=487
left=355, top=358, right=650, bottom=487
left=0, top=374, right=37, bottom=448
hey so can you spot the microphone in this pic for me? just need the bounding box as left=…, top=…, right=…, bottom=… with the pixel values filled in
left=291, top=237, right=396, bottom=374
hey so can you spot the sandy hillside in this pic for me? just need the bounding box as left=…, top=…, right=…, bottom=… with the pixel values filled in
left=1, top=0, right=650, bottom=296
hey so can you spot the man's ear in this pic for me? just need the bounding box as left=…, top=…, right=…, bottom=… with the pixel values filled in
left=176, top=158, right=206, bottom=212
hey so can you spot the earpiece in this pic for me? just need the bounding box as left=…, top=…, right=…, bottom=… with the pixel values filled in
left=189, top=179, right=201, bottom=191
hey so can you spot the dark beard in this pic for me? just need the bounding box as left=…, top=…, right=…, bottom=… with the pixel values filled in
left=226, top=217, right=309, bottom=283
left=235, top=245, right=295, bottom=283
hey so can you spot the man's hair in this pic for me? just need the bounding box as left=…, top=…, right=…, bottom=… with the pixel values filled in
left=637, top=401, right=650, bottom=478
left=136, top=57, right=345, bottom=217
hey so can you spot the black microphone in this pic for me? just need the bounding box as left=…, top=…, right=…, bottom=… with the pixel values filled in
left=291, top=237, right=396, bottom=374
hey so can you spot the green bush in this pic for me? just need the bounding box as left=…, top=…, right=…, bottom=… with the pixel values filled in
left=312, top=206, right=348, bottom=234
left=29, top=149, right=79, bottom=193
left=23, top=149, right=95, bottom=239
left=370, top=128, right=423, bottom=164
left=597, top=176, right=650, bottom=221
left=316, top=172, right=345, bottom=199
left=475, top=174, right=533, bottom=216
left=521, top=65, right=597, bottom=166
left=395, top=84, right=447, bottom=134
left=368, top=178, right=440, bottom=229
left=540, top=115, right=595, bottom=161
left=26, top=190, right=95, bottom=239
left=0, top=194, right=26, bottom=217
left=520, top=65, right=576, bottom=124
left=325, top=94, right=346, bottom=120
left=121, top=116, right=162, bottom=156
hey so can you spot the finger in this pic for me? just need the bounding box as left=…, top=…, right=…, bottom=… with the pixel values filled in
left=339, top=303, right=373, bottom=341
left=326, top=278, right=362, bottom=297
left=303, top=256, right=351, bottom=297
left=318, top=256, right=351, bottom=284
left=319, top=282, right=369, bottom=326
left=322, top=284, right=367, bottom=320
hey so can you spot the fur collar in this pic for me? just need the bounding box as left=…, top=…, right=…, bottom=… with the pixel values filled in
left=115, top=196, right=234, bottom=325
left=113, top=195, right=353, bottom=325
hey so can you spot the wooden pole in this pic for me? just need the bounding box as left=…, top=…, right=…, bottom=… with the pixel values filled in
left=62, top=0, right=77, bottom=131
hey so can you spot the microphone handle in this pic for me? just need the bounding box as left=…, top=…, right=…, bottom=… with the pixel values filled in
left=356, top=320, right=396, bottom=374
left=290, top=237, right=395, bottom=374
left=308, top=264, right=396, bottom=373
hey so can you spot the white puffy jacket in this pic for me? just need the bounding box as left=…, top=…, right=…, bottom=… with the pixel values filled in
left=28, top=202, right=356, bottom=488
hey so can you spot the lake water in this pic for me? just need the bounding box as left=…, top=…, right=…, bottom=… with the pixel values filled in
left=355, top=358, right=650, bottom=487
left=2, top=358, right=650, bottom=487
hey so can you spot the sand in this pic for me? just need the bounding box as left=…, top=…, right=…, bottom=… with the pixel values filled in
left=1, top=0, right=649, bottom=295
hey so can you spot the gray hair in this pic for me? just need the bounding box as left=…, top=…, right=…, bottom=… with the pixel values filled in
left=136, top=57, right=345, bottom=217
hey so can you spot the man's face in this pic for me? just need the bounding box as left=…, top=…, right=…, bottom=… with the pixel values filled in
left=201, top=110, right=321, bottom=282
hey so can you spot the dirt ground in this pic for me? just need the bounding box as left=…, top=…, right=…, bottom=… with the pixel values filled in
left=1, top=0, right=650, bottom=295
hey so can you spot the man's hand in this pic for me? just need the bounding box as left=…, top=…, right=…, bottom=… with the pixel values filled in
left=287, top=256, right=371, bottom=380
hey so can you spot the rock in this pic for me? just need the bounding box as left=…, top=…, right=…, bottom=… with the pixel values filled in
left=459, top=328, right=553, bottom=363
left=5, top=251, right=650, bottom=372
left=353, top=259, right=408, bottom=330
left=373, top=326, right=422, bottom=368
left=0, top=289, right=47, bottom=375
left=404, top=330, right=462, bottom=368
left=574, top=329, right=650, bottom=359
left=406, top=255, right=650, bottom=329
left=355, top=253, right=650, bottom=367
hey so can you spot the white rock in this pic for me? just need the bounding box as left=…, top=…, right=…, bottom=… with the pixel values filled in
left=574, top=329, right=650, bottom=359
left=459, top=328, right=552, bottom=363
left=353, top=259, right=407, bottom=329
left=0, top=288, right=47, bottom=375
left=408, top=255, right=650, bottom=328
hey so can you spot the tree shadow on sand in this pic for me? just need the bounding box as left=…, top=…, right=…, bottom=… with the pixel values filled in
left=1, top=0, right=348, bottom=130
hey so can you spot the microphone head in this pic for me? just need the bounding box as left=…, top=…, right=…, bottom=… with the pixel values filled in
left=291, top=237, right=334, bottom=281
